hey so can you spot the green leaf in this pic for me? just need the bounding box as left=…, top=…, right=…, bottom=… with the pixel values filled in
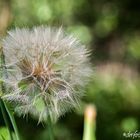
left=0, top=127, right=10, bottom=140
left=0, top=135, right=6, bottom=140
left=0, top=127, right=16, bottom=140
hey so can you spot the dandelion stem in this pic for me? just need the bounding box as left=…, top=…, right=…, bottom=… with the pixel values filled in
left=42, top=94, right=54, bottom=140
left=4, top=102, right=20, bottom=140
left=47, top=115, right=54, bottom=140
left=0, top=98, right=13, bottom=140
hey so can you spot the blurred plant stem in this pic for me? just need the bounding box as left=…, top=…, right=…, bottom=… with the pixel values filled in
left=83, top=105, right=96, bottom=140
left=47, top=115, right=54, bottom=140
left=0, top=98, right=13, bottom=140
left=4, top=102, right=20, bottom=140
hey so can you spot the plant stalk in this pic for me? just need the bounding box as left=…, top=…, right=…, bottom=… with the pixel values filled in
left=0, top=98, right=13, bottom=140
left=83, top=105, right=96, bottom=140
left=47, top=115, right=54, bottom=140
left=4, top=102, right=20, bottom=140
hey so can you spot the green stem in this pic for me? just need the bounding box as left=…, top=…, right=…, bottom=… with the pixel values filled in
left=4, top=102, right=20, bottom=140
left=47, top=115, right=54, bottom=140
left=0, top=98, right=13, bottom=140
left=83, top=105, right=96, bottom=140
left=43, top=97, right=54, bottom=140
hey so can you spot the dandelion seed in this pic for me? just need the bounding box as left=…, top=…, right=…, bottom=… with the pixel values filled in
left=2, top=26, right=92, bottom=122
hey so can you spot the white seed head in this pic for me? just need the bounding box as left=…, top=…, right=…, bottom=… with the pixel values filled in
left=2, top=26, right=92, bottom=122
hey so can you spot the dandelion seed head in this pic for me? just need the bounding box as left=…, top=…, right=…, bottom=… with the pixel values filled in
left=2, top=26, right=92, bottom=122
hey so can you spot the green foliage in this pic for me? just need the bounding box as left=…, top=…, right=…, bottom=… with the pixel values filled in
left=67, top=25, right=92, bottom=44
left=127, top=34, right=140, bottom=60
left=0, top=127, right=15, bottom=140
left=121, top=117, right=138, bottom=132
left=94, top=5, right=118, bottom=37
left=0, top=127, right=9, bottom=140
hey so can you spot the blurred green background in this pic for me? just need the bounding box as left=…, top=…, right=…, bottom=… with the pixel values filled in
left=0, top=0, right=140, bottom=140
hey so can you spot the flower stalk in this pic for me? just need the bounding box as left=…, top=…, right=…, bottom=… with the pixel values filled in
left=83, top=105, right=96, bottom=140
left=4, top=102, right=20, bottom=140
left=0, top=98, right=13, bottom=140
left=47, top=115, right=54, bottom=140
